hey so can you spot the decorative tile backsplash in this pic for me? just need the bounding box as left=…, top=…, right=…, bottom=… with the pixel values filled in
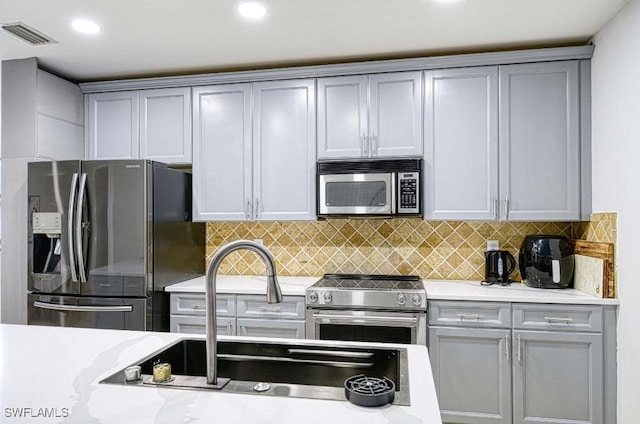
left=206, top=219, right=575, bottom=280
left=573, top=212, right=617, bottom=244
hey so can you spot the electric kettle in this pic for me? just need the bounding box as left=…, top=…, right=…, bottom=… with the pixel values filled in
left=482, top=250, right=516, bottom=285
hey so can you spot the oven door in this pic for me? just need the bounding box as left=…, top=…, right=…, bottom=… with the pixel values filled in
left=318, top=173, right=394, bottom=215
left=306, top=308, right=427, bottom=345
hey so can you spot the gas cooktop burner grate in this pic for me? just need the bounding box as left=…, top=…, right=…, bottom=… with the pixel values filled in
left=316, top=274, right=423, bottom=290
left=344, top=374, right=396, bottom=407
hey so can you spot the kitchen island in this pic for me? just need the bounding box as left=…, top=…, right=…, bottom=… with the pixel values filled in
left=0, top=324, right=441, bottom=423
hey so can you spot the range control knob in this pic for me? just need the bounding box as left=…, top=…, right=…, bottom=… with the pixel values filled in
left=397, top=293, right=407, bottom=305
left=412, top=294, right=422, bottom=306
left=323, top=292, right=333, bottom=303
left=308, top=292, right=318, bottom=303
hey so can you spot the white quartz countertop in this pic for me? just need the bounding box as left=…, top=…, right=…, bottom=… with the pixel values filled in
left=165, top=275, right=320, bottom=296
left=0, top=324, right=441, bottom=423
left=424, top=279, right=620, bottom=305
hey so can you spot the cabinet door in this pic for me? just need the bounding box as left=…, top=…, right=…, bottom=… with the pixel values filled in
left=237, top=318, right=306, bottom=339
left=512, top=330, right=603, bottom=424
left=192, top=84, right=252, bottom=221
left=140, top=87, right=192, bottom=164
left=424, top=67, right=499, bottom=220
left=429, top=327, right=512, bottom=424
left=317, top=75, right=367, bottom=159
left=253, top=79, right=316, bottom=221
left=87, top=91, right=139, bottom=160
left=499, top=61, right=580, bottom=221
left=369, top=71, right=423, bottom=158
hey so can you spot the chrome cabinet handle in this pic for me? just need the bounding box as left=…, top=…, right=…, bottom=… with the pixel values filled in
left=517, top=334, right=522, bottom=362
left=192, top=305, right=206, bottom=310
left=245, top=199, right=251, bottom=220
left=226, top=322, right=233, bottom=336
left=544, top=316, right=574, bottom=323
left=505, top=334, right=510, bottom=361
left=68, top=173, right=79, bottom=282
left=254, top=199, right=260, bottom=220
left=493, top=197, right=498, bottom=220
left=504, top=197, right=510, bottom=220
left=361, top=133, right=368, bottom=157
left=75, top=173, right=88, bottom=283
left=372, top=134, right=378, bottom=157
left=457, top=313, right=483, bottom=320
left=258, top=306, right=282, bottom=313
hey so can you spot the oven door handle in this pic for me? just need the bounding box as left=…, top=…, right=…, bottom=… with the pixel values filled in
left=312, top=313, right=419, bottom=327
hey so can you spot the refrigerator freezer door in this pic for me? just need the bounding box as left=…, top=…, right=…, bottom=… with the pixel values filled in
left=28, top=293, right=147, bottom=330
left=80, top=160, right=149, bottom=297
left=28, top=160, right=82, bottom=294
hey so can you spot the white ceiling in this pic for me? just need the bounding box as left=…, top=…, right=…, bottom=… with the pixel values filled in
left=0, top=0, right=631, bottom=83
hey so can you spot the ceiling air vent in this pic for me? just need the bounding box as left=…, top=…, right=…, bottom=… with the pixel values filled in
left=1, top=22, right=57, bottom=46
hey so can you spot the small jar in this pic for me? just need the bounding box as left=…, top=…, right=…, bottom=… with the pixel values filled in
left=152, top=363, right=171, bottom=382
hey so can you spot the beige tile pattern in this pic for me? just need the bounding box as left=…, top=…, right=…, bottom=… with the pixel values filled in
left=573, top=212, right=617, bottom=243
left=572, top=212, right=617, bottom=297
left=206, top=219, right=573, bottom=280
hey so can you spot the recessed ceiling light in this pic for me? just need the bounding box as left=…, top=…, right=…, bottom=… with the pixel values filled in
left=237, top=1, right=267, bottom=20
left=71, top=19, right=101, bottom=34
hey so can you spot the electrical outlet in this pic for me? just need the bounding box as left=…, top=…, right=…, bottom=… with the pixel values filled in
left=253, top=238, right=264, bottom=246
left=487, top=240, right=499, bottom=251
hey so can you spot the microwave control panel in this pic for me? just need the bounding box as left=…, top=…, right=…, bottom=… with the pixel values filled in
left=397, top=172, right=420, bottom=214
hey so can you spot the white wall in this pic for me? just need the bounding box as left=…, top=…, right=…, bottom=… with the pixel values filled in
left=590, top=0, right=640, bottom=421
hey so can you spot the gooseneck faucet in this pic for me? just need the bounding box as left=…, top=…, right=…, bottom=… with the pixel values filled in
left=205, top=240, right=283, bottom=386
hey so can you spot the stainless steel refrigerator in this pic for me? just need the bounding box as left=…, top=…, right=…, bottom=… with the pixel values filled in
left=27, top=160, right=205, bottom=331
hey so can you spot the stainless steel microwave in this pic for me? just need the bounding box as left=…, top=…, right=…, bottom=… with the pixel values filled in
left=317, top=158, right=422, bottom=217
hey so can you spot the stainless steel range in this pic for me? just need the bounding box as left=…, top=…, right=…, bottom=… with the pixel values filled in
left=305, top=274, right=427, bottom=345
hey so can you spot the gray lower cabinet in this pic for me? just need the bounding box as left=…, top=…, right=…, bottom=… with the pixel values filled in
left=169, top=292, right=305, bottom=339
left=511, top=330, right=602, bottom=424
left=429, top=301, right=613, bottom=424
left=429, top=326, right=512, bottom=423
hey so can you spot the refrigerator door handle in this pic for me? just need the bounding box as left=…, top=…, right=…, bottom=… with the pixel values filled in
left=75, top=173, right=88, bottom=283
left=34, top=301, right=133, bottom=313
left=68, top=173, right=79, bottom=282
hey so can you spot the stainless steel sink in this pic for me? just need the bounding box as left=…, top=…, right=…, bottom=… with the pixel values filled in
left=101, top=338, right=410, bottom=405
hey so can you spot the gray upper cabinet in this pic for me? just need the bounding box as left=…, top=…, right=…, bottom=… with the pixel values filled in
left=192, top=83, right=252, bottom=222
left=192, top=79, right=316, bottom=222
left=499, top=61, right=580, bottom=221
left=424, top=66, right=499, bottom=220
left=86, top=87, right=192, bottom=164
left=139, top=88, right=192, bottom=164
left=317, top=72, right=422, bottom=159
left=87, top=91, right=139, bottom=160
left=425, top=61, right=581, bottom=221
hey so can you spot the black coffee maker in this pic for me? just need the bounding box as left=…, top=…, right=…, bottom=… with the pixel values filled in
left=482, top=250, right=516, bottom=285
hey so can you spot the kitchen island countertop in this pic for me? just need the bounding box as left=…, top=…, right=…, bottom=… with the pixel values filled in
left=0, top=324, right=441, bottom=423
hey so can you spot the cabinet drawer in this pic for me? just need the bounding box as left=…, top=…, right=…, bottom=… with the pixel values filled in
left=170, top=315, right=236, bottom=336
left=237, top=318, right=305, bottom=339
left=429, top=301, right=511, bottom=328
left=170, top=293, right=235, bottom=316
left=513, top=304, right=603, bottom=333
left=236, top=295, right=305, bottom=319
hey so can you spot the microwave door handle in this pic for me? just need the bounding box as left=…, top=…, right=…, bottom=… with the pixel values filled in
left=391, top=173, right=397, bottom=214
left=68, top=173, right=79, bottom=282
left=75, top=173, right=88, bottom=283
